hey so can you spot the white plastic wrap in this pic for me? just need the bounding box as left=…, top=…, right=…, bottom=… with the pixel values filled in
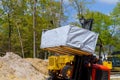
left=40, top=25, right=98, bottom=54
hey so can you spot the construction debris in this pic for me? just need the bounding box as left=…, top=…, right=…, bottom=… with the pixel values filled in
left=0, top=52, right=48, bottom=80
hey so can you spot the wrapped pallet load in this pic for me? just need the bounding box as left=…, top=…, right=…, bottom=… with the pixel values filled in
left=40, top=25, right=98, bottom=55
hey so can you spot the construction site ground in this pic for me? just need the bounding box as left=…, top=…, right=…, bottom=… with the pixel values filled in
left=0, top=52, right=119, bottom=80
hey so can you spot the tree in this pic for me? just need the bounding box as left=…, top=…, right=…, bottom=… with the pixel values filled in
left=69, top=0, right=95, bottom=24
left=110, top=2, right=120, bottom=51
left=0, top=0, right=66, bottom=58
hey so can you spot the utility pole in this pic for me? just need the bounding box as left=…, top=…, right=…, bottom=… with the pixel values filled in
left=33, top=0, right=37, bottom=58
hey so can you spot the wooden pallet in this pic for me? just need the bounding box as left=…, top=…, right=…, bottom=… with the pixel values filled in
left=43, top=46, right=91, bottom=56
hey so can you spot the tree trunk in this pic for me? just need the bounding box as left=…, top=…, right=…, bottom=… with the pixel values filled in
left=33, top=0, right=37, bottom=58
left=17, top=26, right=24, bottom=58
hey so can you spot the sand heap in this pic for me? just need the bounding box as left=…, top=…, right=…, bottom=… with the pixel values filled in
left=0, top=52, right=47, bottom=80
left=24, top=58, right=48, bottom=75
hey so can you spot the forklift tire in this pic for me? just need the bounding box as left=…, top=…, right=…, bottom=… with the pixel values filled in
left=61, top=65, right=72, bottom=79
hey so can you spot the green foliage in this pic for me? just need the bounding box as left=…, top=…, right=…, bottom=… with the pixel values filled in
left=0, top=0, right=119, bottom=58
left=110, top=2, right=120, bottom=51
left=0, top=0, right=64, bottom=58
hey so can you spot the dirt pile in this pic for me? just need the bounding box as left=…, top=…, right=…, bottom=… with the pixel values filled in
left=24, top=58, right=48, bottom=75
left=0, top=52, right=48, bottom=80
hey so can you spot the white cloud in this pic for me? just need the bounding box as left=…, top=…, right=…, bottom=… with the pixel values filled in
left=98, top=0, right=120, bottom=4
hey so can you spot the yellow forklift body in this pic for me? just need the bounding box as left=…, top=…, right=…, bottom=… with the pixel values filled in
left=48, top=55, right=74, bottom=70
left=48, top=56, right=60, bottom=70
left=103, top=61, right=112, bottom=69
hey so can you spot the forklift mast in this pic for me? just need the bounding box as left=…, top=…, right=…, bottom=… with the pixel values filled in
left=71, top=17, right=94, bottom=80
left=79, top=16, right=93, bottom=31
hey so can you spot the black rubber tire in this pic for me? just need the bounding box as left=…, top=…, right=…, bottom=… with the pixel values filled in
left=61, top=65, right=72, bottom=79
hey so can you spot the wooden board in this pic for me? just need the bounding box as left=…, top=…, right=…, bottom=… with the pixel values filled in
left=43, top=46, right=91, bottom=56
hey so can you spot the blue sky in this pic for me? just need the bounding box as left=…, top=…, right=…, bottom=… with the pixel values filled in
left=89, top=0, right=119, bottom=15
left=64, top=0, right=119, bottom=24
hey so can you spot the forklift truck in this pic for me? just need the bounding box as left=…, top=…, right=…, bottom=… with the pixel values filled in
left=47, top=54, right=111, bottom=80
left=43, top=17, right=111, bottom=80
